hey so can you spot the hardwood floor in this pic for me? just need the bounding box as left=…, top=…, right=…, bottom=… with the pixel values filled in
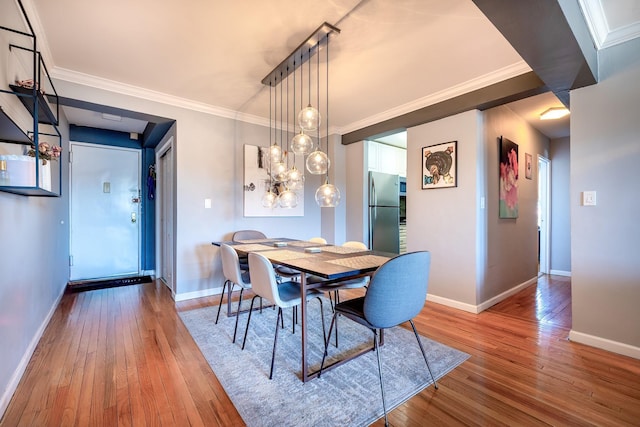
left=2, top=275, right=639, bottom=426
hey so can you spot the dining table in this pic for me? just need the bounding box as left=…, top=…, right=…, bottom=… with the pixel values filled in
left=213, top=238, right=394, bottom=382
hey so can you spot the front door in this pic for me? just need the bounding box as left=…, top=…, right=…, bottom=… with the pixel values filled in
left=70, top=143, right=141, bottom=281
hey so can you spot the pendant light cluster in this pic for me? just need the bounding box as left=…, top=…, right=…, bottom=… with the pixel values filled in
left=260, top=22, right=341, bottom=209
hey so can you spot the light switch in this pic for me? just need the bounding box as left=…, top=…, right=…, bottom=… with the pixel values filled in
left=103, top=182, right=110, bottom=193
left=204, top=198, right=212, bottom=209
left=582, top=191, right=597, bottom=206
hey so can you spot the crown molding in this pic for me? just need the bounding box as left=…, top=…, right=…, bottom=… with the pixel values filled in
left=579, top=0, right=640, bottom=49
left=335, top=60, right=531, bottom=135
left=50, top=67, right=269, bottom=128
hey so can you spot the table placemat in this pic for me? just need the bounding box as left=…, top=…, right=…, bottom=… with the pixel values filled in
left=231, top=244, right=278, bottom=252
left=265, top=249, right=315, bottom=261
left=320, top=245, right=367, bottom=254
left=326, top=254, right=390, bottom=269
left=236, top=238, right=276, bottom=244
left=286, top=240, right=324, bottom=248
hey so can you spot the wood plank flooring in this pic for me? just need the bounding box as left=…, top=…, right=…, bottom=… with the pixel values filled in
left=2, top=275, right=639, bottom=426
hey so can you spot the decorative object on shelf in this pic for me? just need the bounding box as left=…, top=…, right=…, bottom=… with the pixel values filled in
left=27, top=141, right=61, bottom=165
left=499, top=136, right=519, bottom=218
left=0, top=160, right=9, bottom=185
left=261, top=22, right=340, bottom=208
left=422, top=141, right=457, bottom=189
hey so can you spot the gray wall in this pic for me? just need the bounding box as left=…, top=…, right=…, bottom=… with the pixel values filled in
left=481, top=105, right=549, bottom=303
left=0, top=118, right=70, bottom=414
left=570, top=36, right=640, bottom=353
left=550, top=136, right=571, bottom=274
left=407, top=110, right=482, bottom=308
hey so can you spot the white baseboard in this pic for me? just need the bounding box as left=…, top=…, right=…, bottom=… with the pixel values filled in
left=142, top=269, right=155, bottom=277
left=427, top=276, right=538, bottom=314
left=0, top=284, right=66, bottom=419
left=174, top=286, right=223, bottom=302
left=476, top=276, right=538, bottom=313
left=569, top=330, right=640, bottom=360
left=426, top=294, right=479, bottom=314
left=549, top=269, right=571, bottom=277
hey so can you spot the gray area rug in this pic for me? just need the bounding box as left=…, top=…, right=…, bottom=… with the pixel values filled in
left=179, top=297, right=469, bottom=426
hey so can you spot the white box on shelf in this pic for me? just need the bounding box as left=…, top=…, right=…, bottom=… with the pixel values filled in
left=0, top=154, right=50, bottom=190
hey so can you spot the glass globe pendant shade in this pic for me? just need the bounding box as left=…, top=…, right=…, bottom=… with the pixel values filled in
left=269, top=143, right=282, bottom=163
left=286, top=166, right=304, bottom=191
left=261, top=190, right=278, bottom=208
left=272, top=161, right=288, bottom=182
left=278, top=189, right=298, bottom=208
left=306, top=149, right=330, bottom=175
left=315, top=181, right=341, bottom=207
left=291, top=131, right=314, bottom=156
left=298, top=104, right=321, bottom=132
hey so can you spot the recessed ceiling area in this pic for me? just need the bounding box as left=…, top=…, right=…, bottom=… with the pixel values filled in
left=62, top=105, right=148, bottom=134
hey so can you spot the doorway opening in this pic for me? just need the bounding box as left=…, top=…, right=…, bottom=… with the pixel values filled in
left=538, top=155, right=550, bottom=275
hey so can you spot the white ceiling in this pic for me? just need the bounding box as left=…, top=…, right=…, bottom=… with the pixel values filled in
left=24, top=0, right=640, bottom=139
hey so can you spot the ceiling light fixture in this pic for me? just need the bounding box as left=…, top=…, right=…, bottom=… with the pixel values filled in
left=540, top=107, right=570, bottom=120
left=261, top=22, right=340, bottom=208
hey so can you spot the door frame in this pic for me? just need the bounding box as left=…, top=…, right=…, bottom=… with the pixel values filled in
left=69, top=141, right=142, bottom=280
left=156, top=137, right=176, bottom=296
left=538, top=155, right=551, bottom=275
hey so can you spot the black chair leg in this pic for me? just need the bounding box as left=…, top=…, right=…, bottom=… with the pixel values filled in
left=215, top=280, right=229, bottom=324
left=373, top=329, right=389, bottom=427
left=315, top=297, right=327, bottom=347
left=409, top=319, right=438, bottom=389
left=232, top=288, right=244, bottom=343
left=319, top=313, right=338, bottom=377
left=241, top=295, right=259, bottom=350
left=269, top=307, right=283, bottom=379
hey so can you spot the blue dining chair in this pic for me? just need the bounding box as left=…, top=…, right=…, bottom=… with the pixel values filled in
left=242, top=252, right=327, bottom=379
left=319, top=251, right=437, bottom=427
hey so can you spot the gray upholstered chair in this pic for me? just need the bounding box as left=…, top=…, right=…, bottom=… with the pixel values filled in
left=232, top=230, right=267, bottom=271
left=242, top=252, right=326, bottom=379
left=232, top=229, right=267, bottom=241
left=216, top=243, right=253, bottom=343
left=319, top=251, right=437, bottom=427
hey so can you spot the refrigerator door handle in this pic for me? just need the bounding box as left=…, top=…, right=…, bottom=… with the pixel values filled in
left=369, top=206, right=376, bottom=244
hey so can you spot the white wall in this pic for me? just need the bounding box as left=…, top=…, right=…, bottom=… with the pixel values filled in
left=550, top=136, right=571, bottom=274
left=345, top=140, right=367, bottom=244
left=406, top=110, right=482, bottom=307
left=570, top=36, right=640, bottom=357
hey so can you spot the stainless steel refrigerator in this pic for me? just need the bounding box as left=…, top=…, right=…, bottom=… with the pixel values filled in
left=368, top=171, right=400, bottom=254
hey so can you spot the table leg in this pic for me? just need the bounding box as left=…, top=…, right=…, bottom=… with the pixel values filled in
left=301, top=272, right=308, bottom=382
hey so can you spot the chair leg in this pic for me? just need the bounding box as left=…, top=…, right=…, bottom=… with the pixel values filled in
left=269, top=307, right=283, bottom=379
left=373, top=329, right=389, bottom=427
left=315, top=297, right=327, bottom=348
left=319, top=313, right=338, bottom=377
left=215, top=280, right=229, bottom=324
left=409, top=319, right=438, bottom=389
left=232, top=288, right=244, bottom=343
left=241, top=295, right=259, bottom=350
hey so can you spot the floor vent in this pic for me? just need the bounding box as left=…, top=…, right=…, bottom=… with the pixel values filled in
left=67, top=275, right=153, bottom=292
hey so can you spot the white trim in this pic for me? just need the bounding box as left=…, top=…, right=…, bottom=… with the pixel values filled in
left=334, top=61, right=532, bottom=135
left=142, top=270, right=155, bottom=277
left=174, top=286, right=223, bottom=302
left=579, top=0, right=640, bottom=49
left=0, top=284, right=65, bottom=418
left=50, top=67, right=269, bottom=128
left=569, top=330, right=640, bottom=360
left=549, top=269, right=571, bottom=277
left=476, top=277, right=538, bottom=313
left=426, top=294, right=479, bottom=314
left=49, top=61, right=530, bottom=136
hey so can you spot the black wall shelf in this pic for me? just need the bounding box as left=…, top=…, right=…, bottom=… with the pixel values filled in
left=0, top=106, right=32, bottom=144
left=9, top=84, right=58, bottom=125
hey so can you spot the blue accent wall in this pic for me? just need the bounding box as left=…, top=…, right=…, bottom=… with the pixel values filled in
left=70, top=125, right=155, bottom=272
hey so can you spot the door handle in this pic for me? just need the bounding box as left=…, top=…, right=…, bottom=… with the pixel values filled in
left=131, top=212, right=137, bottom=223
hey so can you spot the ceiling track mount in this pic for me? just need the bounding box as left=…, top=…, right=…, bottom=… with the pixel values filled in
left=261, top=22, right=340, bottom=87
